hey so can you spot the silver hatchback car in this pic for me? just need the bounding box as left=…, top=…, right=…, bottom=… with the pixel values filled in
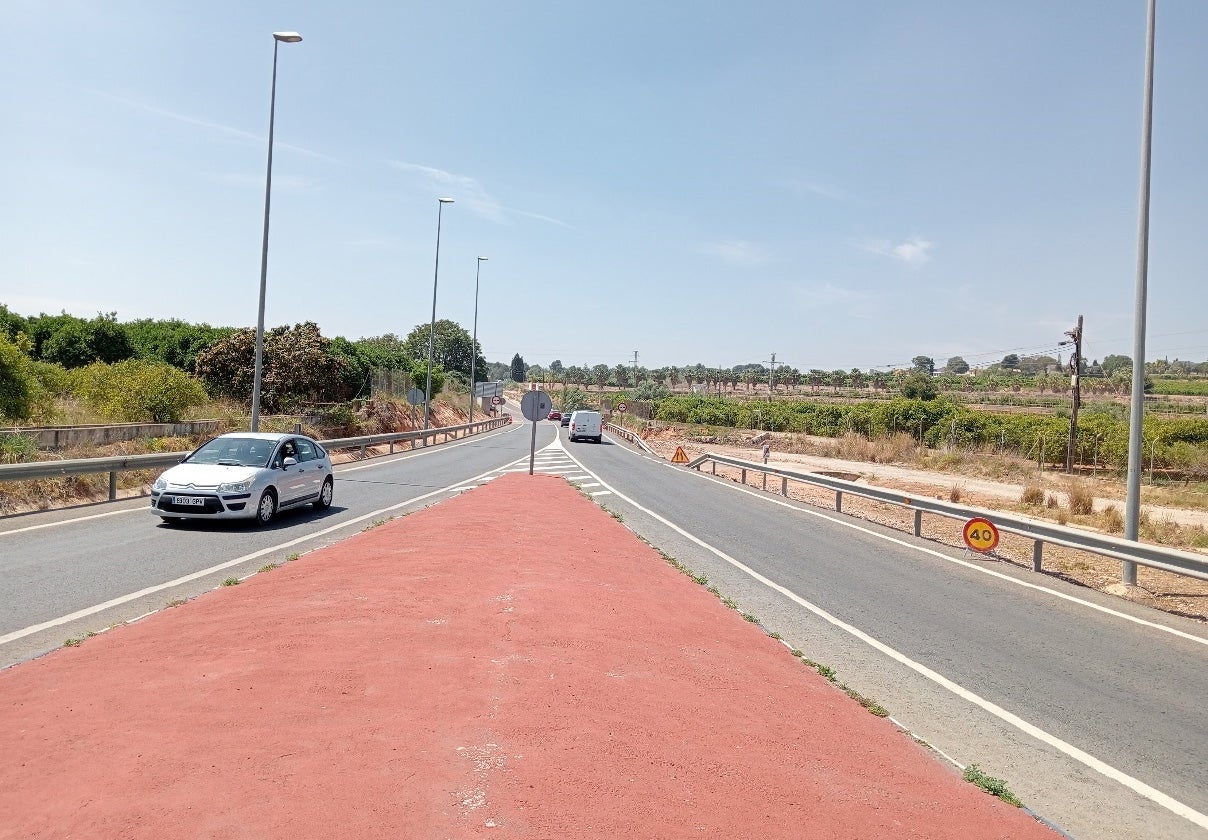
left=150, top=432, right=334, bottom=525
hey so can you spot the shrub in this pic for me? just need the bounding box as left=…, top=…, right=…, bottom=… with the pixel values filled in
left=0, top=334, right=35, bottom=422
left=1100, top=505, right=1124, bottom=533
left=1020, top=484, right=1045, bottom=505
left=1067, top=483, right=1095, bottom=516
left=948, top=484, right=964, bottom=503
left=69, top=359, right=208, bottom=423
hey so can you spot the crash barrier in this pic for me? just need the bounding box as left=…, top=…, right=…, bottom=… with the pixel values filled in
left=686, top=452, right=1208, bottom=585
left=604, top=423, right=658, bottom=456
left=0, top=416, right=513, bottom=502
left=1, top=420, right=223, bottom=450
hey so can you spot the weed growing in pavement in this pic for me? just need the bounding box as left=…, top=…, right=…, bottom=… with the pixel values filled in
left=962, top=764, right=1023, bottom=807
left=721, top=596, right=738, bottom=610
left=606, top=508, right=625, bottom=523
left=841, top=685, right=889, bottom=717
left=286, top=552, right=300, bottom=562
left=741, top=612, right=760, bottom=623
left=364, top=518, right=389, bottom=531
left=259, top=563, right=278, bottom=572
left=165, top=598, right=187, bottom=608
left=221, top=577, right=240, bottom=586
left=707, top=585, right=721, bottom=596
left=63, top=637, right=83, bottom=647
left=767, top=631, right=782, bottom=640
left=790, top=649, right=805, bottom=658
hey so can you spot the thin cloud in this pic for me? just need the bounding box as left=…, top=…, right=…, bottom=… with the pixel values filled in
left=389, top=161, right=571, bottom=228
left=785, top=178, right=848, bottom=202
left=93, top=90, right=344, bottom=164
left=701, top=239, right=769, bottom=267
left=860, top=236, right=934, bottom=267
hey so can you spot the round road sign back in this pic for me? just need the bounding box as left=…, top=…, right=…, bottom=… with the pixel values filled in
left=520, top=390, right=553, bottom=421
left=963, top=517, right=1000, bottom=552
left=405, top=388, right=426, bottom=406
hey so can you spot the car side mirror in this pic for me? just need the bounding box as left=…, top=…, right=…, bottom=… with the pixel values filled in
left=283, top=456, right=298, bottom=468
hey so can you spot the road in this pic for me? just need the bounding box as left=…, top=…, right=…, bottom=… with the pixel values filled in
left=561, top=426, right=1208, bottom=840
left=0, top=417, right=557, bottom=666
left=4, top=415, right=1208, bottom=838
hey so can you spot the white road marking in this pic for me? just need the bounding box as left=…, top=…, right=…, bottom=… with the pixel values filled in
left=559, top=447, right=1208, bottom=831
left=0, top=422, right=522, bottom=538
left=665, top=461, right=1208, bottom=649
left=589, top=490, right=612, bottom=497
left=0, top=463, right=511, bottom=647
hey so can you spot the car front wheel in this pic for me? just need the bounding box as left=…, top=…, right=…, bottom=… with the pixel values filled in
left=313, top=477, right=333, bottom=510
left=255, top=489, right=277, bottom=525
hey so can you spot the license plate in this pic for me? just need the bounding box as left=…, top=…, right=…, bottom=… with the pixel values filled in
left=173, top=496, right=207, bottom=506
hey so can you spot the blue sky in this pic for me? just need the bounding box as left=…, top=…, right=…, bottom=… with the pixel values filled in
left=2, top=1, right=1206, bottom=373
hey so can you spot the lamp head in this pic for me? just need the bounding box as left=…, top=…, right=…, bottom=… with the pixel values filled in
left=438, top=197, right=454, bottom=204
left=273, top=32, right=303, bottom=43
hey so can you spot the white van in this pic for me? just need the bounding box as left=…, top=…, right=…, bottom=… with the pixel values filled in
left=567, top=410, right=603, bottom=443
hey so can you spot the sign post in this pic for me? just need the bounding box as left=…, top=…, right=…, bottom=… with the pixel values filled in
left=406, top=388, right=426, bottom=446
left=520, top=390, right=553, bottom=474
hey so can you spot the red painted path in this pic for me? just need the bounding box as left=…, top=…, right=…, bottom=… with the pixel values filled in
left=0, top=473, right=1059, bottom=838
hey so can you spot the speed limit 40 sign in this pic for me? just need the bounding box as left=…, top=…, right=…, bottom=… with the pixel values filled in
left=962, top=517, right=1000, bottom=553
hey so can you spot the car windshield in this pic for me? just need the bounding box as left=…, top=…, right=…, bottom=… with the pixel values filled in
left=186, top=437, right=273, bottom=468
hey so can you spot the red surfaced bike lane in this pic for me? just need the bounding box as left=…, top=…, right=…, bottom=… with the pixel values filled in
left=0, top=473, right=1061, bottom=839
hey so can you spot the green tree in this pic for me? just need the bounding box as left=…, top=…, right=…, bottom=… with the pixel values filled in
left=402, top=320, right=483, bottom=381
left=1001, top=354, right=1021, bottom=370
left=126, top=319, right=234, bottom=372
left=1101, top=354, right=1132, bottom=376
left=510, top=354, right=527, bottom=382
left=911, top=356, right=936, bottom=375
left=70, top=359, right=208, bottom=422
left=0, top=334, right=35, bottom=422
left=550, top=359, right=564, bottom=374
left=409, top=358, right=445, bottom=398
left=194, top=322, right=349, bottom=413
left=592, top=364, right=610, bottom=389
left=0, top=304, right=29, bottom=341
left=946, top=356, right=970, bottom=374
left=36, top=312, right=133, bottom=368
left=901, top=371, right=939, bottom=400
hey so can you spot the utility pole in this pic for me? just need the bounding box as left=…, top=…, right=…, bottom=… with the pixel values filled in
left=632, top=351, right=639, bottom=389
left=763, top=352, right=777, bottom=401
left=1064, top=315, right=1084, bottom=473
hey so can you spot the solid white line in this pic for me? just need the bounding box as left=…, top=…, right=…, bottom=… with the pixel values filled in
left=0, top=463, right=508, bottom=647
left=560, top=448, right=1208, bottom=830
left=665, top=461, right=1208, bottom=649
left=0, top=421, right=521, bottom=538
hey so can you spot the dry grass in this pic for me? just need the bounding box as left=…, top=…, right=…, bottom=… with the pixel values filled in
left=1045, top=493, right=1060, bottom=509
left=1100, top=505, right=1124, bottom=533
left=948, top=484, right=965, bottom=503
left=1021, top=484, right=1045, bottom=505
left=1066, top=482, right=1095, bottom=516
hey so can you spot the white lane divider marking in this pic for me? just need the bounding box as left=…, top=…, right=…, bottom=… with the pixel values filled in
left=0, top=462, right=510, bottom=647
left=0, top=421, right=524, bottom=538
left=666, top=461, right=1208, bottom=649
left=559, top=449, right=1208, bottom=831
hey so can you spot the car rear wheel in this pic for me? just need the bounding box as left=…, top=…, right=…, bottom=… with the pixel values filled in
left=255, top=489, right=277, bottom=525
left=313, top=477, right=333, bottom=510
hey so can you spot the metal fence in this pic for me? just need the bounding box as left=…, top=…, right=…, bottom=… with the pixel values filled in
left=0, top=416, right=512, bottom=502
left=686, top=452, right=1208, bottom=584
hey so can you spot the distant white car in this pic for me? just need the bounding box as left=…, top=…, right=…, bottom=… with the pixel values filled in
left=150, top=432, right=333, bottom=525
left=567, top=410, right=603, bottom=443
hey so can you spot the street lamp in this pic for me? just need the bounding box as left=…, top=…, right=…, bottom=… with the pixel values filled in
left=424, top=197, right=454, bottom=430
left=250, top=30, right=303, bottom=433
left=468, top=256, right=487, bottom=424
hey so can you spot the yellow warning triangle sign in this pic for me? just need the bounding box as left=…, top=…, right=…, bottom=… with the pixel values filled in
left=671, top=446, right=689, bottom=464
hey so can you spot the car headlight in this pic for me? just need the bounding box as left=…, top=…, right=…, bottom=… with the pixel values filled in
left=153, top=478, right=167, bottom=491
left=218, top=479, right=253, bottom=494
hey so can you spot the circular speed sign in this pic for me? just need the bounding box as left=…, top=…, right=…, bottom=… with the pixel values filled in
left=491, top=396, right=503, bottom=405
left=962, top=517, right=1000, bottom=553
left=617, top=402, right=627, bottom=413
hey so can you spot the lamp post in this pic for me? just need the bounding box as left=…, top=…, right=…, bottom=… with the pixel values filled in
left=250, top=30, right=303, bottom=433
left=468, top=256, right=487, bottom=424
left=424, top=197, right=454, bottom=430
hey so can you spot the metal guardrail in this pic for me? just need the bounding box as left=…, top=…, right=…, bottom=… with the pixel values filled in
left=604, top=422, right=658, bottom=456
left=687, top=452, right=1208, bottom=584
left=0, top=416, right=512, bottom=501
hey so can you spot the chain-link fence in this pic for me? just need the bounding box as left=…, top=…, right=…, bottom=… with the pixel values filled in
left=370, top=369, right=414, bottom=400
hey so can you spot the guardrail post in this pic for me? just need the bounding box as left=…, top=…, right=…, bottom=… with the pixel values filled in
left=762, top=473, right=767, bottom=491
left=108, top=471, right=117, bottom=501
left=1033, top=540, right=1044, bottom=572
left=389, top=440, right=394, bottom=455
left=781, top=476, right=788, bottom=496
left=836, top=491, right=843, bottom=513
left=359, top=445, right=366, bottom=459
left=913, top=509, right=922, bottom=537
left=711, top=462, right=716, bottom=475
left=740, top=468, right=747, bottom=485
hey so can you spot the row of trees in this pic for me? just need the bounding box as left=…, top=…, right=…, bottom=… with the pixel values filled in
left=0, top=304, right=490, bottom=424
